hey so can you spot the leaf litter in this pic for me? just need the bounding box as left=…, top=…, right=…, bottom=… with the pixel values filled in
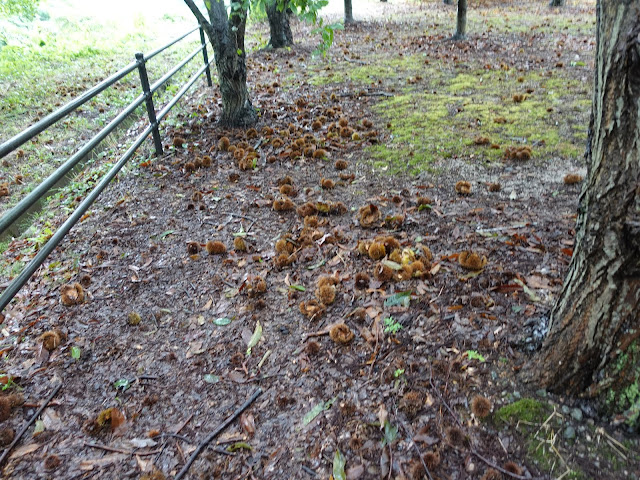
left=0, top=1, right=637, bottom=479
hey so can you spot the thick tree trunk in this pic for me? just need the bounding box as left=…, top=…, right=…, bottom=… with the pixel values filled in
left=183, top=0, right=257, bottom=128
left=453, top=0, right=467, bottom=40
left=266, top=0, right=293, bottom=49
left=344, top=0, right=354, bottom=24
left=523, top=1, right=640, bottom=427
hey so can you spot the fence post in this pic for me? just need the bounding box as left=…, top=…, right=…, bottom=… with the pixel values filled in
left=135, top=52, right=163, bottom=157
left=199, top=24, right=213, bottom=87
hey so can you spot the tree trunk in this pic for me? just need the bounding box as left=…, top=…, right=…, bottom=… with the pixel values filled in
left=344, top=0, right=354, bottom=24
left=183, top=0, right=256, bottom=128
left=443, top=0, right=453, bottom=6
left=453, top=0, right=467, bottom=40
left=523, top=1, right=640, bottom=428
left=549, top=0, right=565, bottom=7
left=266, top=0, right=293, bottom=49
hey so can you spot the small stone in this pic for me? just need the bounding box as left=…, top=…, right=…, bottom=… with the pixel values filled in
left=564, top=426, right=576, bottom=440
left=571, top=408, right=583, bottom=421
left=536, top=389, right=547, bottom=397
left=561, top=405, right=570, bottom=415
left=513, top=391, right=521, bottom=399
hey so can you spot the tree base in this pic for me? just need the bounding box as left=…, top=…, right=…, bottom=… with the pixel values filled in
left=219, top=104, right=258, bottom=129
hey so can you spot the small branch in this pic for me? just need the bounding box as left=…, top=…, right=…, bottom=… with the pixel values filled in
left=471, top=449, right=539, bottom=480
left=83, top=442, right=161, bottom=456
left=339, top=91, right=394, bottom=98
left=400, top=422, right=433, bottom=480
left=428, top=363, right=463, bottom=428
left=174, top=413, right=194, bottom=435
left=183, top=0, right=211, bottom=30
left=342, top=55, right=367, bottom=65
left=0, top=382, right=62, bottom=467
left=174, top=388, right=262, bottom=480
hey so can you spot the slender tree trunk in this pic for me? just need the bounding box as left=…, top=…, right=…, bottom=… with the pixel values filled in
left=522, top=1, right=640, bottom=428
left=344, top=0, right=354, bottom=24
left=266, top=0, right=293, bottom=49
left=183, top=0, right=257, bottom=128
left=453, top=0, right=467, bottom=40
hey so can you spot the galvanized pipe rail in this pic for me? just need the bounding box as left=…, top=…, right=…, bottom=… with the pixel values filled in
left=0, top=25, right=214, bottom=312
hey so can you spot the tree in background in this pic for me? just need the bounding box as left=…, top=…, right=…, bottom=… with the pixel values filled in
left=183, top=0, right=329, bottom=127
left=266, top=0, right=293, bottom=48
left=549, top=0, right=565, bottom=7
left=523, top=0, right=640, bottom=429
left=0, top=0, right=39, bottom=19
left=344, top=0, right=353, bottom=24
left=453, top=0, right=467, bottom=40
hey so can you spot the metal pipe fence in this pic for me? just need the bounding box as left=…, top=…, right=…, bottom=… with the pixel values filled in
left=0, top=25, right=215, bottom=312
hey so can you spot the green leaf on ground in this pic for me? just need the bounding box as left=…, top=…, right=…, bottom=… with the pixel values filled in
left=466, top=350, right=486, bottom=362
left=384, top=290, right=412, bottom=307
left=246, top=320, right=262, bottom=355
left=303, top=397, right=336, bottom=425
left=333, top=448, right=346, bottom=480
left=381, top=420, right=398, bottom=447
left=214, top=317, right=232, bottom=326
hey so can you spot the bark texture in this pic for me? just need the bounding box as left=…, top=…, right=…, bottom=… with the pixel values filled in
left=344, top=0, right=354, bottom=24
left=266, top=0, right=293, bottom=49
left=453, top=0, right=467, bottom=40
left=183, top=0, right=257, bottom=128
left=523, top=1, right=640, bottom=427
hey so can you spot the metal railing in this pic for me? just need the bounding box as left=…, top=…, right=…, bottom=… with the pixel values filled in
left=0, top=25, right=214, bottom=312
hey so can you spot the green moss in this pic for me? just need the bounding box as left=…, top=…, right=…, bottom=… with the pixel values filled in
left=495, top=398, right=549, bottom=424
left=605, top=339, right=640, bottom=428
left=361, top=68, right=589, bottom=174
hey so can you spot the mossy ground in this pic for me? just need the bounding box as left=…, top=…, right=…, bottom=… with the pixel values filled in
left=308, top=2, right=593, bottom=175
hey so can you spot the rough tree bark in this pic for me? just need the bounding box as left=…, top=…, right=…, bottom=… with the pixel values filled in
left=266, top=0, right=293, bottom=48
left=452, top=0, right=467, bottom=40
left=344, top=0, right=353, bottom=24
left=522, top=1, right=640, bottom=427
left=183, top=0, right=257, bottom=127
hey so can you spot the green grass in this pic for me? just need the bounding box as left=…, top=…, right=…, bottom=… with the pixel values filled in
left=0, top=0, right=204, bottom=223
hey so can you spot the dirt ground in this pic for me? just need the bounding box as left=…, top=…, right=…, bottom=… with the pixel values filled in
left=0, top=1, right=638, bottom=479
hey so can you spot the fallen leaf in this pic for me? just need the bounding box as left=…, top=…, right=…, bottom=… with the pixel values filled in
left=246, top=320, right=262, bottom=355
left=333, top=448, right=347, bottom=480
left=240, top=413, right=255, bottom=436
left=10, top=442, right=41, bottom=459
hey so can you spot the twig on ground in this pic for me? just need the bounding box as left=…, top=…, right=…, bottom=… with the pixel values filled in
left=470, top=449, right=541, bottom=480
left=401, top=422, right=433, bottom=480
left=342, top=55, right=368, bottom=65
left=174, top=413, right=194, bottom=435
left=83, top=442, right=161, bottom=456
left=428, top=363, right=463, bottom=428
left=0, top=382, right=62, bottom=467
left=174, top=388, right=262, bottom=480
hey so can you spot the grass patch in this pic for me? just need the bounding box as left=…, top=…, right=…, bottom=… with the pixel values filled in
left=0, top=0, right=203, bottom=223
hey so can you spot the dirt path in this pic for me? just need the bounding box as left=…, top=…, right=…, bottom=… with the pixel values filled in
left=0, top=1, right=638, bottom=479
